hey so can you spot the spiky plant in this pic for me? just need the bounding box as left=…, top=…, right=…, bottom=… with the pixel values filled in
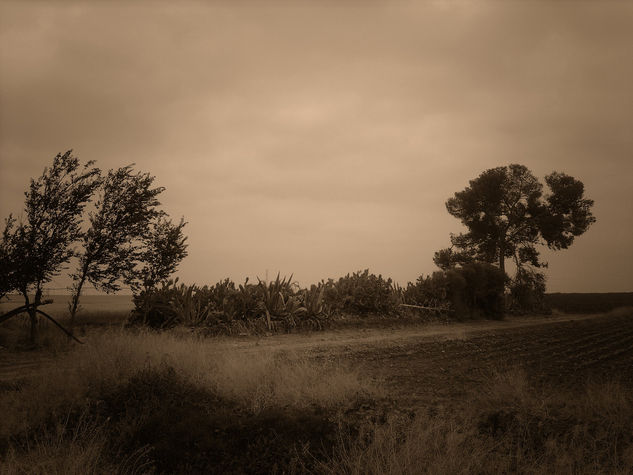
left=257, top=274, right=307, bottom=330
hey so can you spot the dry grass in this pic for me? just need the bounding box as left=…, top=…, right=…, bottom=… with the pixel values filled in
left=318, top=368, right=633, bottom=475
left=1, top=411, right=110, bottom=475
left=3, top=323, right=633, bottom=473
left=0, top=329, right=375, bottom=460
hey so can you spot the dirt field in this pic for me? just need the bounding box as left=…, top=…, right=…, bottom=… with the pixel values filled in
left=2, top=311, right=632, bottom=408
left=350, top=311, right=633, bottom=412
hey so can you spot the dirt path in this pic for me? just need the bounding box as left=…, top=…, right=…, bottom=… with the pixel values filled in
left=211, top=312, right=610, bottom=354
left=0, top=351, right=55, bottom=386
left=0, top=312, right=624, bottom=390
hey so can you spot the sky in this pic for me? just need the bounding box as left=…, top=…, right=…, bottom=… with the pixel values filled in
left=1, top=1, right=632, bottom=293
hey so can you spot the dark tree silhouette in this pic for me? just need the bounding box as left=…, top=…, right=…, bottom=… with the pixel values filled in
left=3, top=151, right=101, bottom=341
left=127, top=216, right=188, bottom=294
left=68, top=165, right=167, bottom=324
left=435, top=164, right=595, bottom=280
left=2, top=152, right=189, bottom=341
left=0, top=216, right=20, bottom=301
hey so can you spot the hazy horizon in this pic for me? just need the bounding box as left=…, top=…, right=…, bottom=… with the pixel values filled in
left=2, top=2, right=632, bottom=293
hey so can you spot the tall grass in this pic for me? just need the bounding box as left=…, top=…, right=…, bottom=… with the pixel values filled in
left=1, top=411, right=114, bottom=475
left=0, top=329, right=376, bottom=470
left=318, top=368, right=633, bottom=474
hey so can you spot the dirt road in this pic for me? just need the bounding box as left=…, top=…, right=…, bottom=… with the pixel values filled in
left=2, top=312, right=631, bottom=407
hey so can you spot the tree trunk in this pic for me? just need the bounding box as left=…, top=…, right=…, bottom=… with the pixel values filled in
left=498, top=241, right=507, bottom=318
left=69, top=273, right=88, bottom=327
left=24, top=286, right=43, bottom=344
left=22, top=291, right=34, bottom=343
left=498, top=241, right=506, bottom=275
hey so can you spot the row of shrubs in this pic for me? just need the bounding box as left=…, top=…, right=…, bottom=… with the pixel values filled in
left=129, top=274, right=331, bottom=333
left=130, top=263, right=523, bottom=331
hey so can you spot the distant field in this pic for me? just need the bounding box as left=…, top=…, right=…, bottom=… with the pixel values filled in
left=545, top=292, right=633, bottom=314
left=0, top=294, right=134, bottom=319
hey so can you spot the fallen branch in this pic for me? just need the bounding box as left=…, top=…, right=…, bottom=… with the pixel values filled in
left=399, top=303, right=446, bottom=311
left=36, top=308, right=84, bottom=344
left=0, top=300, right=53, bottom=325
left=0, top=300, right=84, bottom=344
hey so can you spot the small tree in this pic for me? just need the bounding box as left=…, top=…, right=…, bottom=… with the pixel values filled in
left=508, top=268, right=547, bottom=314
left=126, top=217, right=188, bottom=324
left=68, top=166, right=166, bottom=324
left=127, top=216, right=188, bottom=294
left=9, top=151, right=100, bottom=341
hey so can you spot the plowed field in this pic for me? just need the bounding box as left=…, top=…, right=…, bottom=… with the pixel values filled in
left=1, top=312, right=632, bottom=410
left=347, top=312, right=633, bottom=410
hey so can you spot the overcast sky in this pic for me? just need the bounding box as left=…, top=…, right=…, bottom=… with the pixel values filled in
left=1, top=1, right=632, bottom=293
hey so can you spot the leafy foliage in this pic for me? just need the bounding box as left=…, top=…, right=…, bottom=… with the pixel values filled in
left=507, top=268, right=548, bottom=314
left=405, top=263, right=506, bottom=319
left=403, top=272, right=451, bottom=310
left=540, top=172, right=596, bottom=250
left=68, top=165, right=170, bottom=322
left=1, top=151, right=188, bottom=340
left=447, top=262, right=507, bottom=319
left=435, top=164, right=595, bottom=278
left=129, top=265, right=511, bottom=333
left=127, top=217, right=188, bottom=294
left=9, top=151, right=101, bottom=296
left=1, top=151, right=101, bottom=340
left=0, top=216, right=20, bottom=301
left=322, top=270, right=400, bottom=316
left=129, top=275, right=332, bottom=332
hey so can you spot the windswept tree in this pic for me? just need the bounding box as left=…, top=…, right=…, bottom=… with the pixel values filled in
left=127, top=216, right=188, bottom=294
left=6, top=151, right=101, bottom=341
left=68, top=166, right=166, bottom=324
left=2, top=151, right=188, bottom=340
left=435, top=164, right=595, bottom=288
left=0, top=216, right=19, bottom=301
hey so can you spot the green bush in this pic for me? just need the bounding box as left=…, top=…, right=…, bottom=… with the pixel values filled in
left=403, top=271, right=450, bottom=309
left=507, top=269, right=549, bottom=314
left=323, top=270, right=400, bottom=316
left=447, top=262, right=506, bottom=319
left=128, top=265, right=508, bottom=331
left=405, top=263, right=506, bottom=320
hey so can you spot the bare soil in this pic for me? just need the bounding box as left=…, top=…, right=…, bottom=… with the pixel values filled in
left=219, top=311, right=633, bottom=412
left=347, top=312, right=633, bottom=412
left=2, top=312, right=632, bottom=410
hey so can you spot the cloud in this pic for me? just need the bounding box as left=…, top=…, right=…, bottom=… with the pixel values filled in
left=1, top=2, right=632, bottom=291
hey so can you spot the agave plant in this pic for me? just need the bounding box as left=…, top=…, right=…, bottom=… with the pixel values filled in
left=170, top=283, right=212, bottom=326
left=129, top=279, right=181, bottom=328
left=217, top=278, right=257, bottom=322
left=257, top=273, right=306, bottom=330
